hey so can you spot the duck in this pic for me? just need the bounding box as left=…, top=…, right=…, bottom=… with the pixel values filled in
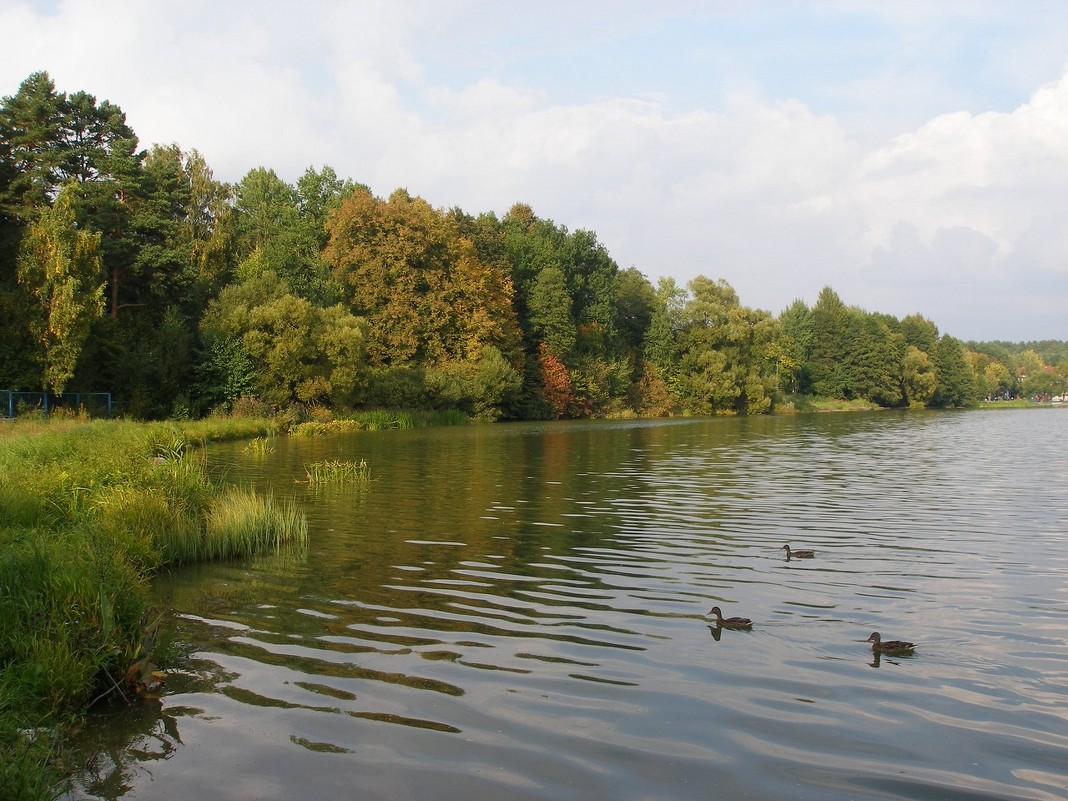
left=707, top=606, right=753, bottom=630
left=865, top=631, right=915, bottom=655
left=781, top=544, right=815, bottom=559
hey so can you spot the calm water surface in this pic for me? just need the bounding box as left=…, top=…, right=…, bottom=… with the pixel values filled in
left=65, top=410, right=1068, bottom=801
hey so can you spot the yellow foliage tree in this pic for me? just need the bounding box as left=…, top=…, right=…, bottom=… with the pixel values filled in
left=16, top=183, right=105, bottom=393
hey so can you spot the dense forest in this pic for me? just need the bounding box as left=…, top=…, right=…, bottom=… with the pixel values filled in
left=2, top=71, right=1066, bottom=421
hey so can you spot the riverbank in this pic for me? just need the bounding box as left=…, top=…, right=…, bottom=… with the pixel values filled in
left=0, top=416, right=306, bottom=800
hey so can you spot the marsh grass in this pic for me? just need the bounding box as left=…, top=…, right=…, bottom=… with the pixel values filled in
left=304, top=459, right=371, bottom=484
left=291, top=409, right=469, bottom=436
left=0, top=417, right=301, bottom=799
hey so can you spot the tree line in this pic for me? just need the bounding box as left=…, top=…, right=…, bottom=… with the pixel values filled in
left=2, top=71, right=1065, bottom=420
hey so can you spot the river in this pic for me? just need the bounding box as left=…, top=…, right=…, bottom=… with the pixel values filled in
left=64, top=409, right=1068, bottom=801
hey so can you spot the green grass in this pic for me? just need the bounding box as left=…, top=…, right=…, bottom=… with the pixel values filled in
left=978, top=398, right=1043, bottom=409
left=0, top=416, right=302, bottom=800
left=778, top=395, right=880, bottom=413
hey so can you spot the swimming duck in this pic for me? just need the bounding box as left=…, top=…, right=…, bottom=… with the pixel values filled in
left=708, top=606, right=753, bottom=630
left=866, top=632, right=915, bottom=655
left=781, top=544, right=815, bottom=559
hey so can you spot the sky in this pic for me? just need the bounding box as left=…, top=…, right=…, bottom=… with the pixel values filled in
left=2, top=1, right=1067, bottom=343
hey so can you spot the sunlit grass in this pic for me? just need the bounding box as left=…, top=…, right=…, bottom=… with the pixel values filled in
left=0, top=417, right=302, bottom=799
left=290, top=419, right=365, bottom=437
left=291, top=409, right=469, bottom=435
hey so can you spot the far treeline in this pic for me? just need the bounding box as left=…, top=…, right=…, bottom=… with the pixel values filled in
left=2, top=71, right=1066, bottom=421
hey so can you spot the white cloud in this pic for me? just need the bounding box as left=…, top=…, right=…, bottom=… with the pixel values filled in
left=2, top=1, right=1066, bottom=340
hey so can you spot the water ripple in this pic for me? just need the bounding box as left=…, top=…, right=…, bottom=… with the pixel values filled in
left=67, top=410, right=1068, bottom=801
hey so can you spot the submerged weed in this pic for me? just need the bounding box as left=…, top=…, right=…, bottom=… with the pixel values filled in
left=243, top=436, right=275, bottom=455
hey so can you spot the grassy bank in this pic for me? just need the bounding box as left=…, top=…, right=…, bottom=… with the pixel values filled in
left=0, top=416, right=306, bottom=800
left=978, top=398, right=1049, bottom=409
left=775, top=395, right=881, bottom=413
left=290, top=408, right=469, bottom=436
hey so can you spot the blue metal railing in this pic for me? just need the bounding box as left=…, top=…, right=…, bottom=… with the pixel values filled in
left=2, top=391, right=113, bottom=419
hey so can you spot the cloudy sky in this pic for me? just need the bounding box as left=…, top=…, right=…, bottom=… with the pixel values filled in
left=3, top=1, right=1067, bottom=342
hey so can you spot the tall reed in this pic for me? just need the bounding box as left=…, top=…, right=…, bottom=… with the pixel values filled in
left=201, top=486, right=308, bottom=561
left=304, top=459, right=371, bottom=484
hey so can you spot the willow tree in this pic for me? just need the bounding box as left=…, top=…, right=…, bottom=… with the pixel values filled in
left=200, top=270, right=368, bottom=409
left=17, top=183, right=105, bottom=392
left=675, top=276, right=782, bottom=415
left=902, top=345, right=937, bottom=408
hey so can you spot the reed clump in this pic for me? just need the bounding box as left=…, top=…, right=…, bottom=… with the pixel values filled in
left=243, top=436, right=275, bottom=455
left=304, top=459, right=371, bottom=485
left=290, top=419, right=365, bottom=437
left=201, top=486, right=308, bottom=560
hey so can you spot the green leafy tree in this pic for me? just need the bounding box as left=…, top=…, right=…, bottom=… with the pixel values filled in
left=234, top=167, right=332, bottom=302
left=674, top=276, right=781, bottom=414
left=902, top=345, right=937, bottom=408
left=982, top=359, right=1013, bottom=399
left=423, top=346, right=522, bottom=420
left=932, top=335, right=977, bottom=407
left=316, top=302, right=371, bottom=408
left=642, top=277, right=685, bottom=389
left=561, top=228, right=620, bottom=351
left=16, top=183, right=105, bottom=392
left=296, top=165, right=362, bottom=248
left=529, top=266, right=576, bottom=358
left=613, top=266, right=655, bottom=355
left=194, top=335, right=257, bottom=412
left=1, top=72, right=141, bottom=387
left=55, top=88, right=143, bottom=321
left=777, top=299, right=813, bottom=395
left=842, top=311, right=904, bottom=406
left=181, top=148, right=235, bottom=303
left=1054, top=361, right=1068, bottom=399
left=499, top=202, right=566, bottom=333
left=1012, top=349, right=1064, bottom=400
left=901, top=314, right=939, bottom=354
left=200, top=270, right=368, bottom=409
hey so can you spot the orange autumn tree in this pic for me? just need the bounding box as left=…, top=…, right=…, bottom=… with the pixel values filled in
left=538, top=343, right=574, bottom=418
left=324, top=188, right=521, bottom=368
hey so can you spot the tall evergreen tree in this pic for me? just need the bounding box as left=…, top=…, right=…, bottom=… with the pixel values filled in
left=808, top=286, right=849, bottom=397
